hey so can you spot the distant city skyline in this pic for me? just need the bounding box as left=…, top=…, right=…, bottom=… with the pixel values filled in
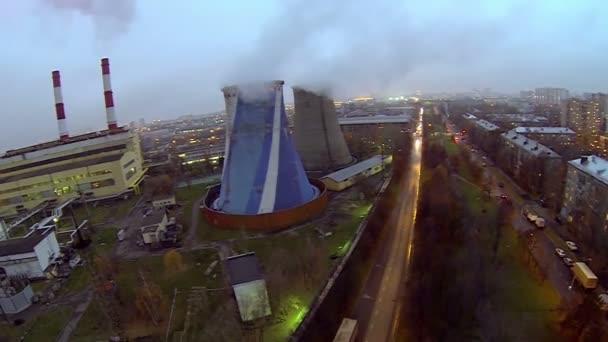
left=1, top=0, right=606, bottom=150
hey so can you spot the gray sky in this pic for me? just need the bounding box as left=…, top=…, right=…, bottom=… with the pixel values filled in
left=1, top=0, right=606, bottom=150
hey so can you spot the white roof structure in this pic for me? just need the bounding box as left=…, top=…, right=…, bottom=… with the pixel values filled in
left=487, top=114, right=548, bottom=123
left=569, top=155, right=608, bottom=186
left=323, top=156, right=385, bottom=182
left=474, top=119, right=500, bottom=131
left=462, top=113, right=478, bottom=120
left=514, top=127, right=575, bottom=135
left=502, top=130, right=560, bottom=158
left=338, top=115, right=410, bottom=126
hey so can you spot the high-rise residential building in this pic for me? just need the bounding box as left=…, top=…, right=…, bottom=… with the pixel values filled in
left=589, top=93, right=608, bottom=133
left=566, top=99, right=602, bottom=146
left=534, top=87, right=569, bottom=106
left=560, top=155, right=608, bottom=249
left=520, top=90, right=534, bottom=102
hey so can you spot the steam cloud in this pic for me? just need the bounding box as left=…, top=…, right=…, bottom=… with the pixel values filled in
left=228, top=0, right=522, bottom=98
left=43, top=0, right=136, bottom=39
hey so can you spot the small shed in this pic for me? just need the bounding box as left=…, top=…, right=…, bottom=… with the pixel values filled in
left=152, top=194, right=176, bottom=209
left=140, top=210, right=168, bottom=244
left=225, top=252, right=271, bottom=322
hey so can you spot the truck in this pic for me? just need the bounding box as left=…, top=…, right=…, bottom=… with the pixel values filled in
left=526, top=212, right=538, bottom=222
left=534, top=217, right=545, bottom=229
left=333, top=318, right=358, bottom=342
left=572, top=262, right=598, bottom=289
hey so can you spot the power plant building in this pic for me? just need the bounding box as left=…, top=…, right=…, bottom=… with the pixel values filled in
left=292, top=88, right=353, bottom=171
left=0, top=58, right=145, bottom=217
left=204, top=81, right=327, bottom=231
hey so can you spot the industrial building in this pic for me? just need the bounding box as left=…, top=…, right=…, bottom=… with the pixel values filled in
left=0, top=228, right=60, bottom=279
left=498, top=130, right=564, bottom=209
left=561, top=155, right=608, bottom=248
left=225, top=252, right=271, bottom=322
left=0, top=58, right=145, bottom=218
left=293, top=88, right=353, bottom=172
left=203, top=81, right=327, bottom=231
left=338, top=115, right=411, bottom=158
left=321, top=155, right=390, bottom=191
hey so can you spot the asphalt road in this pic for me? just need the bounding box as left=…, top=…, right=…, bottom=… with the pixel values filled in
left=353, top=128, right=422, bottom=341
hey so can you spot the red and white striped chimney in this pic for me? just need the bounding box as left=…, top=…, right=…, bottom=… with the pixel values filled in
left=52, top=70, right=69, bottom=141
left=101, top=58, right=118, bottom=130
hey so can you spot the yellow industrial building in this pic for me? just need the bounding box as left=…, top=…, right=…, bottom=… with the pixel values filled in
left=0, top=128, right=146, bottom=217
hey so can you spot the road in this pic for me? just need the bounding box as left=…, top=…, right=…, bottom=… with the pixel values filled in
left=353, top=111, right=423, bottom=342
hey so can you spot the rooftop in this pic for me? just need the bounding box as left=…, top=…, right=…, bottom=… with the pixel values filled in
left=514, top=126, right=575, bottom=135
left=569, top=155, right=608, bottom=186
left=0, top=230, right=48, bottom=257
left=225, top=252, right=263, bottom=285
left=486, top=114, right=548, bottom=123
left=323, top=155, right=385, bottom=183
left=462, top=113, right=479, bottom=120
left=474, top=119, right=500, bottom=131
left=142, top=210, right=166, bottom=227
left=338, top=115, right=410, bottom=126
left=2, top=127, right=129, bottom=159
left=501, top=130, right=561, bottom=158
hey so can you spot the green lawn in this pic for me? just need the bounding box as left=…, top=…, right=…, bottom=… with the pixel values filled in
left=70, top=299, right=113, bottom=342
left=72, top=196, right=140, bottom=225
left=92, top=226, right=118, bottom=255
left=23, top=306, right=72, bottom=342
left=59, top=265, right=92, bottom=295
left=454, top=178, right=560, bottom=340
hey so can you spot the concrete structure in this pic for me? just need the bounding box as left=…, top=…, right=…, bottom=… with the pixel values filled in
left=468, top=119, right=503, bottom=155
left=534, top=87, right=569, bottom=106
left=0, top=60, right=145, bottom=218
left=52, top=70, right=69, bottom=141
left=140, top=210, right=167, bottom=244
left=566, top=99, right=602, bottom=146
left=204, top=81, right=327, bottom=231
left=322, top=155, right=390, bottom=191
left=225, top=252, right=271, bottom=322
left=514, top=126, right=578, bottom=159
left=101, top=58, right=118, bottom=130
left=498, top=130, right=564, bottom=209
left=292, top=88, right=353, bottom=171
left=152, top=194, right=176, bottom=209
left=486, top=114, right=549, bottom=129
left=0, top=229, right=60, bottom=279
left=339, top=115, right=410, bottom=159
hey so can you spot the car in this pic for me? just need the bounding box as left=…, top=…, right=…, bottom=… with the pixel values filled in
left=500, top=194, right=508, bottom=200
left=554, top=216, right=564, bottom=225
left=555, top=248, right=566, bottom=258
left=498, top=182, right=504, bottom=188
left=565, top=241, right=578, bottom=251
left=482, top=162, right=487, bottom=167
left=563, top=257, right=574, bottom=267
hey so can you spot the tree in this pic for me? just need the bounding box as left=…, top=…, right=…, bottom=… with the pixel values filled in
left=163, top=249, right=184, bottom=274
left=144, top=175, right=175, bottom=196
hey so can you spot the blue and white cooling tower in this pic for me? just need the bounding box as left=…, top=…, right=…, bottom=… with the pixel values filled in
left=215, top=81, right=318, bottom=215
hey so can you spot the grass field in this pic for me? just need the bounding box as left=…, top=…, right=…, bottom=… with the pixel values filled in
left=72, top=196, right=140, bottom=225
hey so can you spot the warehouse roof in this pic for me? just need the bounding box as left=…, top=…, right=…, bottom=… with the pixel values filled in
left=462, top=113, right=478, bottom=120
left=323, top=155, right=384, bottom=183
left=501, top=131, right=560, bottom=158
left=0, top=231, right=47, bottom=257
left=514, top=127, right=575, bottom=135
left=569, top=155, right=608, bottom=186
left=474, top=119, right=500, bottom=131
left=225, top=252, right=263, bottom=286
left=142, top=210, right=166, bottom=227
left=338, top=115, right=410, bottom=125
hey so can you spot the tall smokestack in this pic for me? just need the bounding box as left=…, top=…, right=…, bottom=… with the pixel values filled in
left=101, top=58, right=118, bottom=130
left=52, top=70, right=69, bottom=141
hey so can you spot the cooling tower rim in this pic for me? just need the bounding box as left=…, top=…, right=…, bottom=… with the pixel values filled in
left=221, top=80, right=285, bottom=93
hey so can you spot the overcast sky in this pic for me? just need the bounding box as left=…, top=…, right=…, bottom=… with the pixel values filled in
left=1, top=0, right=606, bottom=150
